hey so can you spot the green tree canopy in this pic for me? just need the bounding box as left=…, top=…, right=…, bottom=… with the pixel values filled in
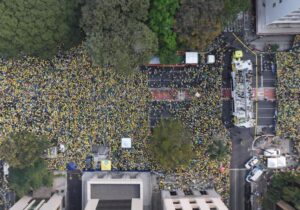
left=81, top=0, right=158, bottom=74
left=148, top=0, right=179, bottom=63
left=149, top=119, right=193, bottom=170
left=9, top=160, right=53, bottom=197
left=206, top=134, right=230, bottom=160
left=175, top=0, right=250, bottom=50
left=223, top=0, right=251, bottom=23
left=0, top=0, right=82, bottom=58
left=266, top=172, right=300, bottom=209
left=0, top=131, right=50, bottom=169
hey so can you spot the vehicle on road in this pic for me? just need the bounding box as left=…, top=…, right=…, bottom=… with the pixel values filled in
left=246, top=166, right=264, bottom=183
left=231, top=49, right=255, bottom=128
left=232, top=50, right=243, bottom=63
left=264, top=148, right=280, bottom=157
left=245, top=156, right=259, bottom=169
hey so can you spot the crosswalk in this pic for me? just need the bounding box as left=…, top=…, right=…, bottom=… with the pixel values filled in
left=221, top=87, right=276, bottom=101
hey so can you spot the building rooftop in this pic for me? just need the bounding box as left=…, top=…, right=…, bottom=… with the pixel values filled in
left=256, top=0, right=300, bottom=35
left=91, top=184, right=140, bottom=200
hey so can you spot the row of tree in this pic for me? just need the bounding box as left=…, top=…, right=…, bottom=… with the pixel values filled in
left=0, top=0, right=250, bottom=73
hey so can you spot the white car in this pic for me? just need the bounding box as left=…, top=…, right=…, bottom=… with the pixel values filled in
left=264, top=148, right=280, bottom=157
left=246, top=166, right=264, bottom=183
left=245, top=156, right=259, bottom=169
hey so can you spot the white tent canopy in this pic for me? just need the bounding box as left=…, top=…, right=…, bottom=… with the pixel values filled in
left=267, top=156, right=287, bottom=168
left=121, top=138, right=132, bottom=149
left=185, top=52, right=199, bottom=64
left=207, top=55, right=215, bottom=64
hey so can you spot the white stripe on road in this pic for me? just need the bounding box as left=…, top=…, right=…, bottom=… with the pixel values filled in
left=230, top=168, right=247, bottom=170
left=234, top=170, right=238, bottom=210
left=263, top=78, right=275, bottom=81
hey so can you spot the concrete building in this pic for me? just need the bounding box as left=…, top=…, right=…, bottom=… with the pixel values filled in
left=256, top=0, right=300, bottom=35
left=161, top=189, right=228, bottom=210
left=82, top=172, right=153, bottom=210
left=9, top=194, right=63, bottom=210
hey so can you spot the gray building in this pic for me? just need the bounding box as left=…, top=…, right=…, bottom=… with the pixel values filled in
left=82, top=172, right=153, bottom=210
left=161, top=189, right=228, bottom=210
left=256, top=0, right=300, bottom=34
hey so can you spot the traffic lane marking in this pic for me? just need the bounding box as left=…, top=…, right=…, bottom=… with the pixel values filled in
left=230, top=168, right=248, bottom=170
left=230, top=169, right=247, bottom=210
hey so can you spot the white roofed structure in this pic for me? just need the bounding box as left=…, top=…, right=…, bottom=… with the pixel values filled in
left=231, top=60, right=254, bottom=128
left=121, top=138, right=132, bottom=149
left=257, top=0, right=300, bottom=34
left=185, top=52, right=199, bottom=64
left=267, top=156, right=287, bottom=169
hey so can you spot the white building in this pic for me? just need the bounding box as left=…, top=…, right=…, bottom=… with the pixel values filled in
left=9, top=194, right=63, bottom=210
left=257, top=0, right=300, bottom=35
left=162, top=189, right=228, bottom=210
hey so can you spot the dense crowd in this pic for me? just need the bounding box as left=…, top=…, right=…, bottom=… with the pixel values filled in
left=149, top=37, right=231, bottom=202
left=0, top=37, right=230, bottom=202
left=0, top=47, right=151, bottom=170
left=276, top=52, right=300, bottom=153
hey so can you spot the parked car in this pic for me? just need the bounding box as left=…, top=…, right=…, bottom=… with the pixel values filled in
left=245, top=156, right=259, bottom=169
left=246, top=166, right=264, bottom=183
left=264, top=148, right=280, bottom=157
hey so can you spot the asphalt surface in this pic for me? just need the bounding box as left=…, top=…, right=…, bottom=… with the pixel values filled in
left=255, top=101, right=276, bottom=127
left=67, top=170, right=82, bottom=210
left=223, top=33, right=255, bottom=210
left=224, top=35, right=278, bottom=210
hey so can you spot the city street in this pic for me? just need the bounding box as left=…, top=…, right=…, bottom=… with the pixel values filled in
left=229, top=126, right=253, bottom=210
left=222, top=33, right=277, bottom=210
left=255, top=101, right=276, bottom=128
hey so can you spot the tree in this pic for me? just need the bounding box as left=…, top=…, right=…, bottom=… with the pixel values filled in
left=223, top=0, right=250, bottom=23
left=175, top=0, right=223, bottom=50
left=9, top=160, right=53, bottom=197
left=0, top=0, right=82, bottom=58
left=206, top=134, right=230, bottom=160
left=149, top=119, right=193, bottom=170
left=266, top=172, right=300, bottom=209
left=148, top=0, right=179, bottom=63
left=0, top=131, right=50, bottom=169
left=81, top=0, right=158, bottom=74
left=174, top=0, right=250, bottom=50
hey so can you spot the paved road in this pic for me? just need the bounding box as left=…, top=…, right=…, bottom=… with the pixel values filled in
left=255, top=99, right=276, bottom=128
left=223, top=33, right=256, bottom=210
left=229, top=126, right=253, bottom=210
left=230, top=169, right=248, bottom=210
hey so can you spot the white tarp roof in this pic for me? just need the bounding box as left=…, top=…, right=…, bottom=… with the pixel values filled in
left=267, top=156, right=287, bottom=168
left=207, top=55, right=215, bottom=64
left=121, top=138, right=132, bottom=148
left=185, top=52, right=198, bottom=64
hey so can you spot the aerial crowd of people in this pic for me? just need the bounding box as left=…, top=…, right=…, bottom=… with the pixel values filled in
left=276, top=52, right=300, bottom=154
left=0, top=37, right=230, bottom=202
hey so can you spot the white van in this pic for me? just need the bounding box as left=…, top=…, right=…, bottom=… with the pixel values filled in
left=246, top=166, right=263, bottom=182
